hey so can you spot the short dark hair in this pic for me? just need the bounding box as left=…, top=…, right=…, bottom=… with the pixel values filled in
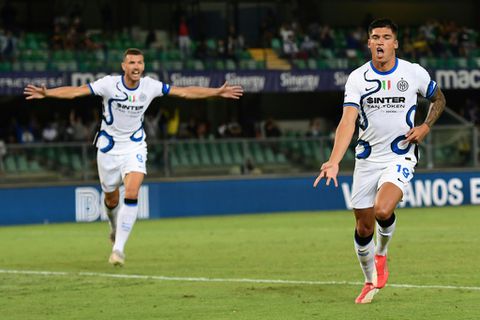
left=368, top=18, right=398, bottom=36
left=123, top=48, right=144, bottom=60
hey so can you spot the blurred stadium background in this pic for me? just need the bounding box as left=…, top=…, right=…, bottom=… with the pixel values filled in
left=0, top=0, right=480, bottom=318
left=0, top=0, right=478, bottom=186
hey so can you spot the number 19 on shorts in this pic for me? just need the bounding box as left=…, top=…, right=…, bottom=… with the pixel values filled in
left=396, top=164, right=410, bottom=179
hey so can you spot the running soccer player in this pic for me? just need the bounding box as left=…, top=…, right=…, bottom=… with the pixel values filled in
left=313, top=19, right=446, bottom=303
left=24, top=48, right=243, bottom=267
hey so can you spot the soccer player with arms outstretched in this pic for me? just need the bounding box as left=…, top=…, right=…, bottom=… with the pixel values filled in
left=24, top=48, right=243, bottom=267
left=314, top=19, right=446, bottom=303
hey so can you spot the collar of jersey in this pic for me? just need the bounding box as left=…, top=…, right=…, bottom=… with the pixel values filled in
left=121, top=75, right=140, bottom=91
left=369, top=57, right=398, bottom=75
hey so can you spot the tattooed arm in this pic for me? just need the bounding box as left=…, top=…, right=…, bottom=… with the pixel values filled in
left=405, top=88, right=446, bottom=143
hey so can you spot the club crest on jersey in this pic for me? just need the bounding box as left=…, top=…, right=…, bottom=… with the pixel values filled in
left=381, top=80, right=391, bottom=90
left=139, top=93, right=147, bottom=102
left=397, top=79, right=409, bottom=92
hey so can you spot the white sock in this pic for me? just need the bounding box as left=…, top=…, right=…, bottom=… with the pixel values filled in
left=376, top=214, right=396, bottom=256
left=104, top=202, right=119, bottom=231
left=354, top=232, right=375, bottom=283
left=113, top=199, right=138, bottom=253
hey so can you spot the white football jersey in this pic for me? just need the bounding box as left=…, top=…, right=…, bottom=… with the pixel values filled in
left=88, top=75, right=170, bottom=154
left=343, top=58, right=437, bottom=163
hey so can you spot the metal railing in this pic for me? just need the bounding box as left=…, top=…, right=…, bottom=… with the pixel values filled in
left=0, top=125, right=478, bottom=185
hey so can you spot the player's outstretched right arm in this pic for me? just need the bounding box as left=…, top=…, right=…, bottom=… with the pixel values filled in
left=24, top=84, right=91, bottom=100
left=313, top=106, right=358, bottom=188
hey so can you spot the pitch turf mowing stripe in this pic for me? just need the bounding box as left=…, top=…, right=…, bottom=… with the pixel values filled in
left=1, top=269, right=479, bottom=291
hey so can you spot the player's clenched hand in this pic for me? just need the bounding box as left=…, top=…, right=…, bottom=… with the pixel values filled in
left=218, top=82, right=244, bottom=99
left=24, top=84, right=48, bottom=100
left=405, top=123, right=430, bottom=143
left=313, top=161, right=339, bottom=188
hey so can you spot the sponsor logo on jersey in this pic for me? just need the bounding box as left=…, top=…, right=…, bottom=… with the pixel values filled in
left=117, top=103, right=144, bottom=111
left=397, top=79, right=409, bottom=92
left=366, top=97, right=405, bottom=104
left=365, top=96, right=406, bottom=111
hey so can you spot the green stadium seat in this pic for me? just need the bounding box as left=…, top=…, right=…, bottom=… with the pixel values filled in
left=71, top=153, right=83, bottom=171
left=264, top=147, right=276, bottom=164
left=271, top=38, right=282, bottom=53
left=167, top=50, right=181, bottom=61
left=307, top=58, right=317, bottom=70
left=230, top=142, right=244, bottom=165
left=214, top=60, right=225, bottom=70
left=225, top=59, right=236, bottom=70
left=4, top=155, right=17, bottom=173
left=251, top=143, right=266, bottom=165
left=275, top=152, right=288, bottom=164
left=58, top=150, right=70, bottom=167
left=293, top=59, right=307, bottom=70
left=164, top=60, right=183, bottom=71
left=16, top=155, right=29, bottom=173
left=198, top=143, right=212, bottom=166
left=170, top=152, right=179, bottom=168
left=219, top=142, right=234, bottom=165
left=239, top=59, right=258, bottom=70
left=28, top=160, right=43, bottom=172
left=207, top=142, right=223, bottom=166
left=0, top=62, right=11, bottom=71
left=175, top=144, right=190, bottom=166
left=187, top=143, right=200, bottom=166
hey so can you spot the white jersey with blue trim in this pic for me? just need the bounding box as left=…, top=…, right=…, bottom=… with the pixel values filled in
left=88, top=75, right=170, bottom=155
left=343, top=58, right=437, bottom=163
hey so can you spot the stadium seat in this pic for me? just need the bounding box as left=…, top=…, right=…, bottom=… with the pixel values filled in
left=70, top=153, right=83, bottom=171
left=225, top=59, right=237, bottom=70
left=293, top=59, right=307, bottom=70
left=307, top=58, right=317, bottom=70
left=207, top=142, right=223, bottom=165
left=16, top=155, right=29, bottom=173
left=198, top=142, right=212, bottom=166
left=219, top=142, right=234, bottom=165
left=28, top=160, right=43, bottom=173
left=230, top=142, right=244, bottom=165
left=4, top=155, right=17, bottom=173
left=264, top=147, right=276, bottom=164
left=214, top=60, right=225, bottom=71
left=251, top=143, right=266, bottom=165
left=187, top=143, right=201, bottom=166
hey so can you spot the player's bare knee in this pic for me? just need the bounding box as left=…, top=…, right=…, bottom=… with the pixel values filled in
left=105, top=198, right=119, bottom=208
left=104, top=192, right=119, bottom=208
left=374, top=205, right=392, bottom=221
left=124, top=188, right=139, bottom=200
left=356, top=223, right=374, bottom=237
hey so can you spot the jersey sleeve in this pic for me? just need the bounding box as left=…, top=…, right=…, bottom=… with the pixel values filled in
left=414, top=64, right=437, bottom=100
left=343, top=72, right=361, bottom=109
left=147, top=77, right=171, bottom=97
left=88, top=75, right=112, bottom=97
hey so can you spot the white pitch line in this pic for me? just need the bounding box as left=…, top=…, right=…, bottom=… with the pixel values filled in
left=1, top=269, right=480, bottom=291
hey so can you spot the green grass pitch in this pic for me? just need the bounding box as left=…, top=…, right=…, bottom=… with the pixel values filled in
left=1, top=206, right=479, bottom=319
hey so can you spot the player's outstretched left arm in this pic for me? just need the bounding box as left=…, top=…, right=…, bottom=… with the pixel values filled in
left=168, top=82, right=243, bottom=100
left=405, top=88, right=446, bottom=143
left=24, top=84, right=91, bottom=100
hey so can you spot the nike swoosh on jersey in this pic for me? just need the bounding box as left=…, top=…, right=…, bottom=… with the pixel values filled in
left=365, top=86, right=375, bottom=91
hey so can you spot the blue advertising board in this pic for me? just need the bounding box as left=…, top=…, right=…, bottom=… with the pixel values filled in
left=2, top=68, right=478, bottom=95
left=0, top=171, right=479, bottom=226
